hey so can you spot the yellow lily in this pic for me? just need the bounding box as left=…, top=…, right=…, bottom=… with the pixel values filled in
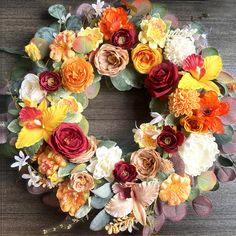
left=178, top=55, right=223, bottom=94
left=16, top=99, right=68, bottom=149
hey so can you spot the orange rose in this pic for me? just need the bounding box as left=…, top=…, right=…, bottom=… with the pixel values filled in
left=61, top=57, right=94, bottom=92
left=98, top=7, right=134, bottom=40
left=180, top=116, right=208, bottom=133
left=132, top=43, right=163, bottom=74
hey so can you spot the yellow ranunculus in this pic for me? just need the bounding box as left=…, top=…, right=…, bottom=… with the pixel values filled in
left=25, top=42, right=41, bottom=61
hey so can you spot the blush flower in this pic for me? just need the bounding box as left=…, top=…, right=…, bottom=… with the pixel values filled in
left=70, top=172, right=95, bottom=192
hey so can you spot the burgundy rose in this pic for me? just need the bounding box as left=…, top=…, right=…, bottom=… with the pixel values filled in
left=48, top=123, right=89, bottom=159
left=157, top=126, right=184, bottom=153
left=39, top=71, right=62, bottom=92
left=111, top=29, right=137, bottom=50
left=144, top=61, right=179, bottom=98
left=113, top=161, right=137, bottom=183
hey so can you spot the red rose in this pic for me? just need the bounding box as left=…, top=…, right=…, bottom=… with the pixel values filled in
left=48, top=123, right=89, bottom=159
left=157, top=126, right=184, bottom=153
left=113, top=161, right=137, bottom=183
left=39, top=71, right=62, bottom=92
left=111, top=29, right=137, bottom=50
left=144, top=61, right=179, bottom=98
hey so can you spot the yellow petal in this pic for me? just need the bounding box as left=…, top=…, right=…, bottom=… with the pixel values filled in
left=201, top=55, right=223, bottom=82
left=199, top=80, right=221, bottom=94
left=16, top=127, right=43, bottom=149
left=38, top=99, right=48, bottom=111
left=178, top=73, right=203, bottom=90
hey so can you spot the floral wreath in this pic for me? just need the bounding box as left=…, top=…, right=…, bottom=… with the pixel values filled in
left=2, top=0, right=236, bottom=235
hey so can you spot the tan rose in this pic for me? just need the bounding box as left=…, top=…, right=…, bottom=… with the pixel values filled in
left=70, top=171, right=95, bottom=192
left=130, top=148, right=161, bottom=180
left=69, top=136, right=97, bottom=164
left=94, top=44, right=129, bottom=77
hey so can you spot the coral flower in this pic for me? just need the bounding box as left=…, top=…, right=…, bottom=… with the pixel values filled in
left=194, top=90, right=229, bottom=133
left=168, top=88, right=200, bottom=117
left=159, top=173, right=191, bottom=206
left=49, top=30, right=76, bottom=62
left=16, top=100, right=68, bottom=149
left=98, top=7, right=134, bottom=40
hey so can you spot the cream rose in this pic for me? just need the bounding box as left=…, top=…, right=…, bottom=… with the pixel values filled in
left=94, top=44, right=129, bottom=77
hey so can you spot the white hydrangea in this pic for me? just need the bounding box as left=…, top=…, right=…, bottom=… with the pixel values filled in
left=87, top=146, right=122, bottom=182
left=178, top=133, right=219, bottom=176
left=164, top=28, right=196, bottom=67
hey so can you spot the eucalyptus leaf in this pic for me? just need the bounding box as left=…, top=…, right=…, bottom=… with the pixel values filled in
left=201, top=47, right=219, bottom=57
left=24, top=140, right=43, bottom=157
left=214, top=125, right=234, bottom=145
left=89, top=209, right=110, bottom=231
left=165, top=114, right=178, bottom=126
left=48, top=4, right=66, bottom=20
left=7, top=119, right=21, bottom=133
left=72, top=92, right=89, bottom=109
left=218, top=155, right=233, bottom=167
left=85, top=82, right=101, bottom=99
left=149, top=98, right=168, bottom=114
left=64, top=112, right=82, bottom=123
left=92, top=183, right=111, bottom=198
left=188, top=187, right=200, bottom=202
left=91, top=195, right=112, bottom=209
left=110, top=76, right=132, bottom=91
left=66, top=15, right=83, bottom=31
left=58, top=163, right=76, bottom=177
left=10, top=58, right=32, bottom=81
left=35, top=27, right=57, bottom=43
left=0, top=47, right=24, bottom=56
left=8, top=109, right=19, bottom=116
left=75, top=204, right=92, bottom=219
left=72, top=163, right=87, bottom=173
left=98, top=140, right=117, bottom=149
left=151, top=4, right=168, bottom=17
left=32, top=61, right=48, bottom=74
left=78, top=116, right=89, bottom=135
left=0, top=143, right=18, bottom=158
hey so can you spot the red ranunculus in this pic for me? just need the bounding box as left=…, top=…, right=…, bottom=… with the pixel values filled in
left=48, top=123, right=89, bottom=159
left=113, top=161, right=137, bottom=183
left=157, top=126, right=184, bottom=153
left=111, top=28, right=137, bottom=50
left=144, top=61, right=179, bottom=98
left=39, top=71, right=62, bottom=92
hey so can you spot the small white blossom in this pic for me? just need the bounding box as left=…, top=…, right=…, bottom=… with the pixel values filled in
left=57, top=13, right=71, bottom=24
left=22, top=166, right=41, bottom=187
left=92, top=0, right=105, bottom=17
left=11, top=151, right=30, bottom=171
left=150, top=112, right=164, bottom=125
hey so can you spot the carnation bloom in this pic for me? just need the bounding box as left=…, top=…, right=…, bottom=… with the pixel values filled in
left=49, top=30, right=76, bottom=62
left=132, top=43, right=163, bottom=74
left=164, top=28, right=196, bottom=67
left=138, top=15, right=169, bottom=48
left=159, top=173, right=191, bottom=206
left=178, top=133, right=220, bottom=176
left=168, top=88, right=200, bottom=117
left=98, top=7, right=134, bottom=40
left=25, top=42, right=41, bottom=61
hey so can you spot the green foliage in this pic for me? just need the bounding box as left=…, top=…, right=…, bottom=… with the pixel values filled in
left=7, top=119, right=21, bottom=133
left=201, top=47, right=219, bottom=57
left=35, top=27, right=57, bottom=43
left=85, top=82, right=101, bottom=99
left=149, top=98, right=168, bottom=114
left=197, top=171, right=217, bottom=192
left=10, top=58, right=32, bottom=81
left=72, top=163, right=87, bottom=173
left=66, top=15, right=83, bottom=31
left=214, top=125, right=234, bottom=145
left=110, top=71, right=133, bottom=91
left=92, top=183, right=112, bottom=199
left=78, top=116, right=89, bottom=135
left=0, top=47, right=24, bottom=56
left=0, top=143, right=18, bottom=158
left=151, top=4, right=168, bottom=17
left=24, top=140, right=43, bottom=157
left=89, top=209, right=110, bottom=231
left=58, top=163, right=76, bottom=177
left=75, top=204, right=92, bottom=219
left=98, top=140, right=117, bottom=149
left=165, top=114, right=179, bottom=126
left=48, top=4, right=66, bottom=20
left=72, top=92, right=89, bottom=109
left=188, top=187, right=200, bottom=202
left=91, top=195, right=112, bottom=210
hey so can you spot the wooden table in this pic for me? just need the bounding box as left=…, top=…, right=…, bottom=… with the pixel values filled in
left=0, top=0, right=236, bottom=235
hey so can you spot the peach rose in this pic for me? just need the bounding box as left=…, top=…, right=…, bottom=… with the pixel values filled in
left=132, top=43, right=163, bottom=74
left=70, top=171, right=95, bottom=192
left=94, top=44, right=129, bottom=77
left=61, top=57, right=94, bottom=92
left=130, top=148, right=161, bottom=180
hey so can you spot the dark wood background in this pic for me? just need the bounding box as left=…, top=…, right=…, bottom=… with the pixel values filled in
left=0, top=0, right=236, bottom=235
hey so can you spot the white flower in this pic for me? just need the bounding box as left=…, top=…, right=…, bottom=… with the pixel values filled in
left=150, top=112, right=164, bottom=125
left=10, top=151, right=30, bottom=171
left=19, top=73, right=46, bottom=104
left=164, top=28, right=196, bottom=67
left=92, top=0, right=105, bottom=16
left=87, top=146, right=122, bottom=182
left=57, top=13, right=71, bottom=24
left=22, top=166, right=41, bottom=187
left=178, top=133, right=220, bottom=176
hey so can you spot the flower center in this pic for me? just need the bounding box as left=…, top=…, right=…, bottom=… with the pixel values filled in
left=47, top=77, right=55, bottom=86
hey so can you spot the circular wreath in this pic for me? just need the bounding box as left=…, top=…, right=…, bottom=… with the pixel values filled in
left=4, top=0, right=236, bottom=235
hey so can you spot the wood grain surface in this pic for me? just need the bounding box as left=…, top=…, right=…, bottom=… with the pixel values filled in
left=0, top=1, right=236, bottom=235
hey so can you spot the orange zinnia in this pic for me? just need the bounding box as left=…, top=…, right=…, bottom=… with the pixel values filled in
left=194, top=91, right=229, bottom=133
left=98, top=7, right=134, bottom=40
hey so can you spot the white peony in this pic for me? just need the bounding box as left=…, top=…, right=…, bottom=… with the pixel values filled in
left=87, top=146, right=122, bottom=182
left=19, top=73, right=46, bottom=104
left=178, top=133, right=219, bottom=176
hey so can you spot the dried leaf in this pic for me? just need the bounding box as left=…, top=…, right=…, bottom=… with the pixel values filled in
left=216, top=167, right=236, bottom=183
left=192, top=196, right=213, bottom=217
left=170, top=153, right=185, bottom=177
left=197, top=171, right=217, bottom=192
left=154, top=211, right=165, bottom=232
left=133, top=200, right=147, bottom=225
left=162, top=203, right=187, bottom=222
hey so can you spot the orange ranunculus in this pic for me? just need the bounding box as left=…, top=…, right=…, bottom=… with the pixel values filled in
left=61, top=57, right=94, bottom=92
left=98, top=7, right=134, bottom=40
left=194, top=90, right=229, bottom=133
left=132, top=43, right=163, bottom=74
left=180, top=116, right=208, bottom=133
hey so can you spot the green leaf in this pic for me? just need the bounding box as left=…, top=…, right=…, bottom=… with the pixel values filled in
left=165, top=114, right=179, bottom=126
left=10, top=58, right=32, bottom=81
left=214, top=81, right=229, bottom=96
left=78, top=116, right=89, bottom=135
left=8, top=109, right=19, bottom=116
left=58, top=163, right=76, bottom=177
left=92, top=183, right=112, bottom=198
left=32, top=61, right=48, bottom=74
left=49, top=22, right=61, bottom=32
left=73, top=36, right=95, bottom=54
left=64, top=112, right=82, bottom=123
left=24, top=140, right=43, bottom=157
left=35, top=27, right=57, bottom=43
left=72, top=92, right=89, bottom=109
left=0, top=47, right=24, bottom=56
left=72, top=163, right=87, bottom=173
left=91, top=195, right=112, bottom=209
left=98, top=140, right=117, bottom=149
left=188, top=187, right=200, bottom=202
left=75, top=204, right=92, bottom=219
left=66, top=15, right=83, bottom=31
left=110, top=74, right=133, bottom=91
left=151, top=4, right=168, bottom=17
left=89, top=209, right=110, bottom=231
left=214, top=125, right=234, bottom=145
left=85, top=82, right=101, bottom=99
left=218, top=155, right=233, bottom=167
left=201, top=47, right=219, bottom=57
left=189, top=21, right=206, bottom=34
left=7, top=119, right=21, bottom=133
left=197, top=171, right=217, bottom=192
left=48, top=4, right=66, bottom=20
left=52, top=61, right=63, bottom=71
left=149, top=98, right=168, bottom=114
left=0, top=143, right=18, bottom=157
left=211, top=181, right=220, bottom=191
left=93, top=72, right=102, bottom=83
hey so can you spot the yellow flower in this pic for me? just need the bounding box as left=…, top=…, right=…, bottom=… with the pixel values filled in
left=138, top=15, right=170, bottom=49
left=132, top=43, right=163, bottom=74
left=25, top=42, right=41, bottom=61
left=159, top=173, right=191, bottom=206
left=16, top=100, right=68, bottom=149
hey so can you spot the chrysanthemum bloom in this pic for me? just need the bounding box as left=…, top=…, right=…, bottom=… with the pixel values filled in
left=56, top=181, right=89, bottom=216
left=25, top=42, right=41, bottom=61
left=168, top=88, right=200, bottom=117
left=49, top=30, right=76, bottom=62
left=98, top=7, right=134, bottom=40
left=159, top=173, right=191, bottom=206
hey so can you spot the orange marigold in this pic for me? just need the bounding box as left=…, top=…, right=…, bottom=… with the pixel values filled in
left=159, top=173, right=191, bottom=206
left=49, top=30, right=76, bottom=62
left=98, top=7, right=134, bottom=40
left=56, top=181, right=89, bottom=216
left=169, top=88, right=200, bottom=117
